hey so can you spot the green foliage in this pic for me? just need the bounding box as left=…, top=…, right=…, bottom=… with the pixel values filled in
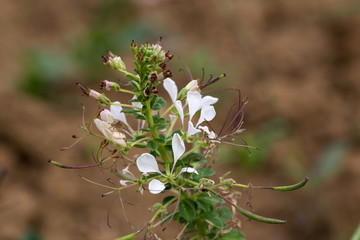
left=218, top=230, right=246, bottom=240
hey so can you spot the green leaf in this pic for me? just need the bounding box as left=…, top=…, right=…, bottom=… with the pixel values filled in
left=162, top=196, right=176, bottom=205
left=131, top=112, right=146, bottom=120
left=198, top=168, right=215, bottom=178
left=146, top=140, right=158, bottom=151
left=197, top=193, right=224, bottom=205
left=204, top=211, right=224, bottom=228
left=154, top=138, right=165, bottom=145
left=351, top=224, right=360, bottom=240
left=129, top=81, right=140, bottom=91
left=196, top=198, right=212, bottom=213
left=179, top=199, right=196, bottom=222
left=219, top=230, right=246, bottom=240
left=121, top=109, right=139, bottom=113
left=152, top=97, right=167, bottom=110
left=125, top=74, right=139, bottom=82
left=154, top=117, right=167, bottom=130
left=218, top=206, right=232, bottom=221
left=181, top=153, right=206, bottom=165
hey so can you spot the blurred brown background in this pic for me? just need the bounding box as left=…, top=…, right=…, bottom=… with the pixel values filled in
left=0, top=0, right=360, bottom=239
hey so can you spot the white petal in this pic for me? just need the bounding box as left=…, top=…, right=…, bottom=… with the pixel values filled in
left=196, top=105, right=216, bottom=127
left=131, top=95, right=142, bottom=109
left=120, top=180, right=133, bottom=186
left=172, top=133, right=185, bottom=167
left=103, top=129, right=115, bottom=142
left=100, top=109, right=114, bottom=123
left=163, top=78, right=178, bottom=103
left=208, top=131, right=217, bottom=139
left=180, top=167, right=199, bottom=175
left=201, top=95, right=218, bottom=107
left=187, top=91, right=202, bottom=120
left=122, top=166, right=134, bottom=177
left=148, top=179, right=166, bottom=194
left=198, top=125, right=211, bottom=135
left=187, top=121, right=201, bottom=137
left=110, top=101, right=129, bottom=126
left=136, top=153, right=160, bottom=174
left=94, top=119, right=111, bottom=137
left=174, top=100, right=184, bottom=125
left=111, top=132, right=127, bottom=147
left=185, top=80, right=200, bottom=92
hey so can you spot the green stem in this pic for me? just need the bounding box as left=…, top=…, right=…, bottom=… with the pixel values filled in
left=148, top=196, right=178, bottom=225
left=110, top=102, right=141, bottom=110
left=161, top=104, right=174, bottom=118
left=130, top=137, right=151, bottom=147
left=166, top=115, right=178, bottom=137
left=117, top=88, right=136, bottom=95
left=146, top=99, right=171, bottom=175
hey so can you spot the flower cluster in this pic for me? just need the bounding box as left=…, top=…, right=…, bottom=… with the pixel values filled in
left=51, top=39, right=309, bottom=240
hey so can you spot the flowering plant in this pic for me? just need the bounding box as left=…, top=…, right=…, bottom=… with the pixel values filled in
left=50, top=39, right=309, bottom=239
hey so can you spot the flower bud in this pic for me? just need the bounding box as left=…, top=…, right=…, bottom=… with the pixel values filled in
left=130, top=40, right=137, bottom=56
left=149, top=72, right=158, bottom=83
left=99, top=80, right=120, bottom=91
left=163, top=70, right=172, bottom=78
left=89, top=90, right=101, bottom=100
left=165, top=51, right=173, bottom=60
left=102, top=51, right=126, bottom=71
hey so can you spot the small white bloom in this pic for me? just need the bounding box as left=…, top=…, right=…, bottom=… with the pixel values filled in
left=186, top=91, right=218, bottom=137
left=136, top=133, right=198, bottom=194
left=94, top=107, right=129, bottom=147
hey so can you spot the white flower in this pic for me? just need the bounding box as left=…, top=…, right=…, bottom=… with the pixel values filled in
left=94, top=119, right=127, bottom=147
left=94, top=102, right=136, bottom=146
left=163, top=78, right=218, bottom=136
left=136, top=133, right=198, bottom=194
left=186, top=91, right=218, bottom=137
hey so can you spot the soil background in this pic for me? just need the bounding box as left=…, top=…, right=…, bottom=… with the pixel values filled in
left=0, top=0, right=359, bottom=239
